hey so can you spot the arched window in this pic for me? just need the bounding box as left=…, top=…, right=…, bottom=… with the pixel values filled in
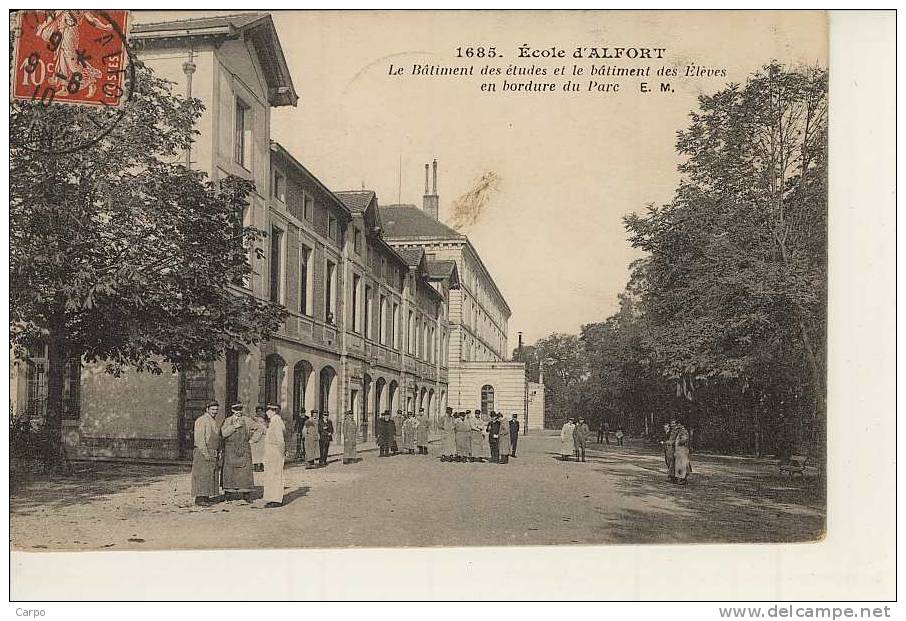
left=481, top=384, right=495, bottom=413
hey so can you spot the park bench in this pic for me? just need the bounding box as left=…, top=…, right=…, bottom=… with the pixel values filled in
left=779, top=454, right=809, bottom=478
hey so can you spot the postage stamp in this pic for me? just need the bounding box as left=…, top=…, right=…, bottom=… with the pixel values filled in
left=12, top=10, right=130, bottom=108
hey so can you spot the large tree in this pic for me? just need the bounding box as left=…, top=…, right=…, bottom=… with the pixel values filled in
left=624, top=62, right=827, bottom=456
left=10, top=60, right=287, bottom=470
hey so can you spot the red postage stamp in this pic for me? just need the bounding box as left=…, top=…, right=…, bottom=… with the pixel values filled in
left=11, top=10, right=130, bottom=107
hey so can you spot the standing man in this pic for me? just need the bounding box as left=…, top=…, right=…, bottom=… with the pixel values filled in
left=342, top=410, right=358, bottom=464
left=603, top=420, right=611, bottom=445
left=497, top=412, right=511, bottom=464
left=377, top=411, right=396, bottom=457
left=191, top=401, right=221, bottom=506
left=440, top=407, right=456, bottom=461
left=263, top=403, right=286, bottom=508
left=392, top=410, right=403, bottom=455
left=573, top=417, right=590, bottom=462
left=304, top=409, right=320, bottom=468
left=416, top=408, right=430, bottom=455
left=221, top=403, right=255, bottom=502
left=293, top=408, right=309, bottom=462
left=487, top=412, right=502, bottom=463
left=596, top=418, right=605, bottom=444
left=663, top=420, right=677, bottom=482
left=672, top=418, right=692, bottom=484
left=402, top=412, right=418, bottom=455
left=318, top=411, right=334, bottom=466
left=509, top=413, right=520, bottom=457
left=454, top=412, right=472, bottom=462
left=560, top=417, right=577, bottom=461
left=249, top=405, right=268, bottom=486
left=469, top=409, right=490, bottom=463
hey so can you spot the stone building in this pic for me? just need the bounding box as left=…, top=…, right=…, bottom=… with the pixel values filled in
left=10, top=12, right=541, bottom=459
left=380, top=163, right=545, bottom=430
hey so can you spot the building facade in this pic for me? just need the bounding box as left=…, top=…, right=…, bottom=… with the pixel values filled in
left=380, top=164, right=545, bottom=429
left=10, top=12, right=540, bottom=459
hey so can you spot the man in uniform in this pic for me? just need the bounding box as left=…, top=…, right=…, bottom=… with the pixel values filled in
left=192, top=401, right=221, bottom=506
left=487, top=411, right=502, bottom=463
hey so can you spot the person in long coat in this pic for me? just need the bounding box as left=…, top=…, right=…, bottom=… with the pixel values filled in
left=342, top=410, right=358, bottom=464
left=391, top=410, right=403, bottom=455
left=293, top=409, right=309, bottom=462
left=440, top=408, right=456, bottom=461
left=263, top=404, right=286, bottom=508
left=470, top=410, right=490, bottom=462
left=304, top=409, right=321, bottom=468
left=560, top=418, right=577, bottom=460
left=377, top=411, right=396, bottom=457
left=573, top=418, right=590, bottom=462
left=672, top=420, right=692, bottom=484
left=453, top=412, right=472, bottom=462
left=486, top=412, right=502, bottom=463
left=402, top=413, right=418, bottom=454
left=416, top=408, right=430, bottom=455
left=191, top=401, right=221, bottom=506
left=498, top=412, right=511, bottom=464
left=663, top=421, right=676, bottom=482
left=221, top=403, right=255, bottom=500
left=249, top=406, right=268, bottom=486
left=318, top=412, right=334, bottom=466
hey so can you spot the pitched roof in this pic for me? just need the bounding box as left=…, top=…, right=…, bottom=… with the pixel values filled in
left=334, top=191, right=376, bottom=214
left=395, top=247, right=425, bottom=269
left=379, top=204, right=464, bottom=240
left=270, top=142, right=351, bottom=219
left=427, top=260, right=460, bottom=289
left=132, top=12, right=267, bottom=34
left=132, top=13, right=298, bottom=107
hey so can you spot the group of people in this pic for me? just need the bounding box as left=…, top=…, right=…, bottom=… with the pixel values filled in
left=559, top=417, right=593, bottom=461
left=435, top=408, right=520, bottom=464
left=375, top=409, right=431, bottom=457
left=292, top=409, right=339, bottom=468
left=662, top=417, right=692, bottom=484
left=191, top=401, right=287, bottom=508
left=595, top=421, right=625, bottom=446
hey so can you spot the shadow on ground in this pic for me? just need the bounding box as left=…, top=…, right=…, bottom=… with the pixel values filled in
left=10, top=461, right=188, bottom=516
left=583, top=442, right=825, bottom=543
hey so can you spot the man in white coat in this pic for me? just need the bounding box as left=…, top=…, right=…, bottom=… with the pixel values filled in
left=560, top=418, right=577, bottom=461
left=263, top=404, right=287, bottom=508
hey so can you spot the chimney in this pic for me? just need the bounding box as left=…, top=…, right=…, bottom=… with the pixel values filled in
left=422, top=158, right=439, bottom=220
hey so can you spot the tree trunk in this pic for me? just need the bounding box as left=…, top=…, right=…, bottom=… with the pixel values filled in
left=42, top=332, right=68, bottom=473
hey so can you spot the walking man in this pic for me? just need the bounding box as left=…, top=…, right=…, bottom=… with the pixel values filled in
left=416, top=408, right=430, bottom=455
left=263, top=404, right=286, bottom=508
left=509, top=413, right=520, bottom=457
left=318, top=411, right=334, bottom=466
left=221, top=403, right=255, bottom=501
left=663, top=421, right=676, bottom=482
left=191, top=401, right=221, bottom=506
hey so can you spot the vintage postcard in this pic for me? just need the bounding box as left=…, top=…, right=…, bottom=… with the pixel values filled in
left=8, top=7, right=893, bottom=603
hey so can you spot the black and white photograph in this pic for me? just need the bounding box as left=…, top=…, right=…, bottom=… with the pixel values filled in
left=6, top=8, right=896, bottom=604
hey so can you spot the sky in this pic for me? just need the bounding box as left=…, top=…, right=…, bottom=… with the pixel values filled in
left=140, top=10, right=826, bottom=347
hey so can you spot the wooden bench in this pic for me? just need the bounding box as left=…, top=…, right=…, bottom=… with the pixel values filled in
left=779, top=454, right=808, bottom=477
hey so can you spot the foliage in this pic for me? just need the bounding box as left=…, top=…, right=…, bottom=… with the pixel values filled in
left=10, top=60, right=288, bottom=470
left=522, top=63, right=827, bottom=457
